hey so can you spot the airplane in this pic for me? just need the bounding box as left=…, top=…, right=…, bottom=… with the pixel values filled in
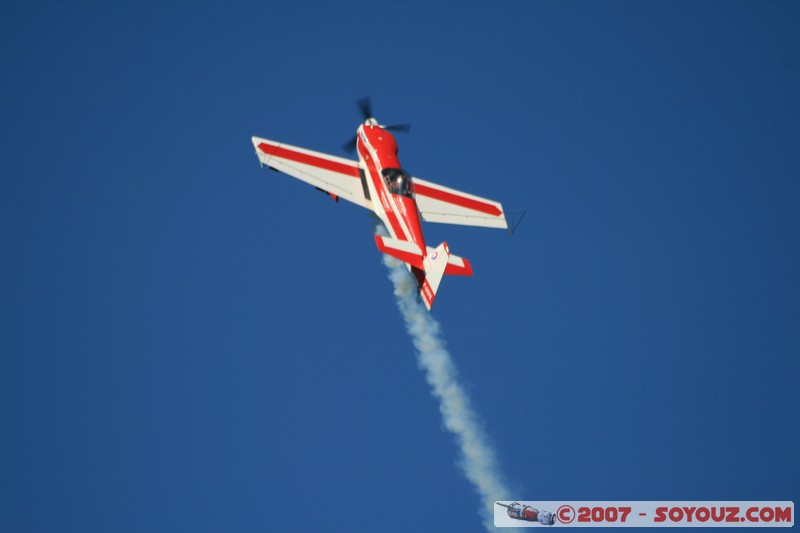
left=251, top=98, right=508, bottom=310
left=496, top=502, right=556, bottom=526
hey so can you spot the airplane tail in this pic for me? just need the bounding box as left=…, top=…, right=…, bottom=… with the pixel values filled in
left=375, top=236, right=474, bottom=311
left=418, top=242, right=450, bottom=310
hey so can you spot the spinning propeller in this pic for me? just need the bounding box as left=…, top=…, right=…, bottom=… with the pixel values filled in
left=342, top=97, right=411, bottom=153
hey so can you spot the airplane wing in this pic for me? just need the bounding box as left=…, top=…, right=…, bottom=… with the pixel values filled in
left=413, top=177, right=508, bottom=229
left=252, top=136, right=372, bottom=209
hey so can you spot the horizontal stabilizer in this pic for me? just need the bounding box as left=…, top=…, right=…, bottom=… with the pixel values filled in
left=426, top=246, right=473, bottom=276
left=375, top=236, right=424, bottom=269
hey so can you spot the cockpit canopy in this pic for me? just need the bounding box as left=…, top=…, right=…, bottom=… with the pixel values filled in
left=381, top=168, right=414, bottom=198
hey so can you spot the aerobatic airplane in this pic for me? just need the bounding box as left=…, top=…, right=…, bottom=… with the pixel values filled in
left=251, top=98, right=508, bottom=310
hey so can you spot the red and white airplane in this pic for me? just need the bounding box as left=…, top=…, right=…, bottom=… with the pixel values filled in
left=251, top=99, right=508, bottom=310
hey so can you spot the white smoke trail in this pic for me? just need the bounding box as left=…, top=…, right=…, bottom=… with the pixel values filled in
left=378, top=227, right=513, bottom=531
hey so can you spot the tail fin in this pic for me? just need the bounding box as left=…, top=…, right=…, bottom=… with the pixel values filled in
left=419, top=242, right=450, bottom=310
left=375, top=236, right=472, bottom=310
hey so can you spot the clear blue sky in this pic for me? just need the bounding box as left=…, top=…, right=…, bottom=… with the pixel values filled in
left=1, top=1, right=798, bottom=531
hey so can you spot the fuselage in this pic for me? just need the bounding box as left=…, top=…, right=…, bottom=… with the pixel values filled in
left=356, top=123, right=426, bottom=254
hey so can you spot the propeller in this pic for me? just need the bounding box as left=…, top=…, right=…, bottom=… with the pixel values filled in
left=342, top=97, right=411, bottom=153
left=342, top=136, right=358, bottom=154
left=357, top=97, right=373, bottom=122
left=384, top=123, right=411, bottom=133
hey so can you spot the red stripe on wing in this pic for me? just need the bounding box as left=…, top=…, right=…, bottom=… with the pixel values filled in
left=258, top=142, right=360, bottom=178
left=413, top=183, right=502, bottom=217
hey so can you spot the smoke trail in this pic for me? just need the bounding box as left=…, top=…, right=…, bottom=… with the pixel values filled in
left=378, top=228, right=512, bottom=531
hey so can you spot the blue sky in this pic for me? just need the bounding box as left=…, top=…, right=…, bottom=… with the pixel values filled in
left=1, top=1, right=798, bottom=531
